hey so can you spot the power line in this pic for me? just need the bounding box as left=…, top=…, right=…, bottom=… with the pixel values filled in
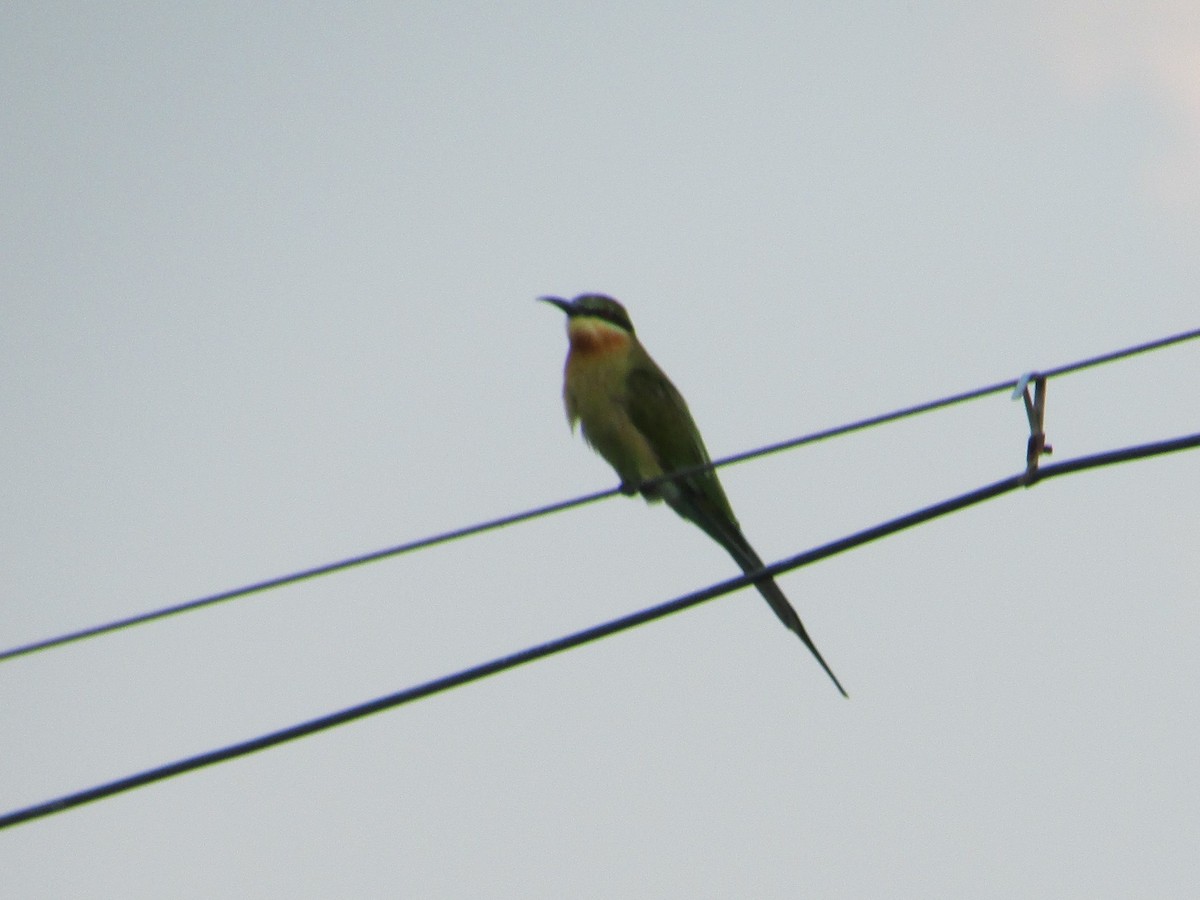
left=2, top=430, right=1196, bottom=831
left=0, top=487, right=618, bottom=664
left=664, top=325, right=1200, bottom=483
left=1, top=326, right=1196, bottom=666
left=1040, top=327, right=1200, bottom=378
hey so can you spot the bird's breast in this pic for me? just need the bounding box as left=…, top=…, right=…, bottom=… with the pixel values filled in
left=562, top=339, right=665, bottom=486
left=564, top=343, right=629, bottom=425
left=563, top=319, right=634, bottom=420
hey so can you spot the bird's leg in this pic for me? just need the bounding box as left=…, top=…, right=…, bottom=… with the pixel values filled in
left=618, top=477, right=667, bottom=503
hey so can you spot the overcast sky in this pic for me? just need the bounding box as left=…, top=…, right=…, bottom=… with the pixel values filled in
left=2, top=3, right=1198, bottom=897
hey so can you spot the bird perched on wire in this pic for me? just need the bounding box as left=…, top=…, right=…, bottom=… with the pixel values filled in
left=540, top=293, right=847, bottom=696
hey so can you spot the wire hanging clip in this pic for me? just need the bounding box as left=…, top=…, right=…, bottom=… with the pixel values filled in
left=1013, top=372, right=1052, bottom=484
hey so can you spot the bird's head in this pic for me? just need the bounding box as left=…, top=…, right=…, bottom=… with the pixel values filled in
left=538, top=293, right=635, bottom=336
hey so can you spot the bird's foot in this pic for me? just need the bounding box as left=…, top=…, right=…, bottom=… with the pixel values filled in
left=618, top=479, right=642, bottom=496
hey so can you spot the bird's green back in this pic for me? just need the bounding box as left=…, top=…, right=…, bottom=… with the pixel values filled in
left=624, top=359, right=739, bottom=526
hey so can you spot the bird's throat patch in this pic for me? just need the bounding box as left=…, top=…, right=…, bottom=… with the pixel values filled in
left=566, top=316, right=632, bottom=356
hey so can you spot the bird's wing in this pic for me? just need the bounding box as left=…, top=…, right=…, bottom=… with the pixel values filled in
left=626, top=359, right=849, bottom=696
left=624, top=361, right=738, bottom=524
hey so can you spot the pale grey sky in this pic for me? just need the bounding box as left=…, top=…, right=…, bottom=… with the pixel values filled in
left=2, top=3, right=1198, bottom=897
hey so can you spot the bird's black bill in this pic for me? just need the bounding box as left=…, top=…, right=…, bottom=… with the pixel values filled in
left=537, top=295, right=573, bottom=314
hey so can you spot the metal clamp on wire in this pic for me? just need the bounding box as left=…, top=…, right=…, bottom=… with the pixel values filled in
left=1013, top=372, right=1053, bottom=485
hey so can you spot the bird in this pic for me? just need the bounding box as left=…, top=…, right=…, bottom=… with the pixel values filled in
left=540, top=293, right=847, bottom=696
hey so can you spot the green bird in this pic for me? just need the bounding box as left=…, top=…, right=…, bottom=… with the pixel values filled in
left=541, top=293, right=847, bottom=696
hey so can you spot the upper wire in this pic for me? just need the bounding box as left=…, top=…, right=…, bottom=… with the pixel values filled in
left=1, top=325, right=1197, bottom=665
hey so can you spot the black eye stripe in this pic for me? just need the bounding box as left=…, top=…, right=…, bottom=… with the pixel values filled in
left=594, top=308, right=633, bottom=331
left=573, top=295, right=634, bottom=333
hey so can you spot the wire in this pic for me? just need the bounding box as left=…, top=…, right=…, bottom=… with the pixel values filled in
left=2, top=326, right=1196, bottom=665
left=2, top=430, right=1196, bottom=831
left=646, top=325, right=1200, bottom=486
left=1040, top=327, right=1200, bottom=378
left=0, top=487, right=618, bottom=663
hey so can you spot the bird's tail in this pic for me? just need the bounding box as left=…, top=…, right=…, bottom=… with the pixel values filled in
left=734, top=542, right=849, bottom=698
left=667, top=488, right=848, bottom=697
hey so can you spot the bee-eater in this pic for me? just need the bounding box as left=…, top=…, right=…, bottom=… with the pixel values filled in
left=540, top=293, right=847, bottom=696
